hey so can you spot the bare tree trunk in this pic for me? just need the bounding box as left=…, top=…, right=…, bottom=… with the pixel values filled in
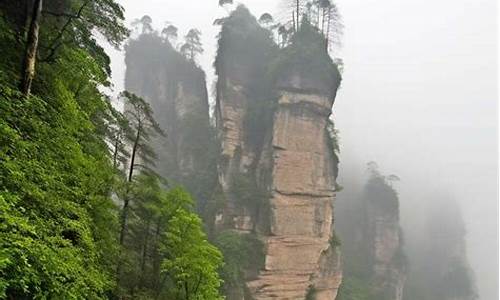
left=321, top=8, right=325, bottom=33
left=316, top=2, right=320, bottom=28
left=116, top=124, right=141, bottom=291
left=296, top=0, right=300, bottom=29
left=23, top=0, right=33, bottom=39
left=152, top=219, right=162, bottom=295
left=127, top=125, right=141, bottom=183
left=326, top=8, right=331, bottom=51
left=112, top=131, right=121, bottom=169
left=184, top=281, right=190, bottom=300
left=20, top=0, right=43, bottom=97
left=292, top=11, right=296, bottom=32
left=139, top=218, right=151, bottom=288
left=119, top=124, right=141, bottom=246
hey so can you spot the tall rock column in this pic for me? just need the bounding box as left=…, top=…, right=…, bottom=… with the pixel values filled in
left=366, top=191, right=406, bottom=300
left=335, top=167, right=408, bottom=300
left=214, top=9, right=342, bottom=299
left=247, top=66, right=342, bottom=299
left=213, top=5, right=278, bottom=233
left=125, top=32, right=215, bottom=209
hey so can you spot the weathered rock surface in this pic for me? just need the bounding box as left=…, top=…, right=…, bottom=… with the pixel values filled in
left=125, top=34, right=214, bottom=206
left=246, top=73, right=341, bottom=300
left=215, top=78, right=260, bottom=233
left=336, top=170, right=407, bottom=300
left=216, top=66, right=342, bottom=299
left=367, top=203, right=406, bottom=300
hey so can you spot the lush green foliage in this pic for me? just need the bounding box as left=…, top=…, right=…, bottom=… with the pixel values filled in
left=215, top=5, right=279, bottom=153
left=326, top=118, right=341, bottom=186
left=117, top=176, right=223, bottom=299
left=305, top=286, right=317, bottom=300
left=229, top=173, right=268, bottom=217
left=0, top=2, right=223, bottom=299
left=215, top=231, right=265, bottom=294
left=161, top=189, right=223, bottom=300
left=270, top=19, right=341, bottom=92
left=0, top=1, right=127, bottom=295
left=0, top=78, right=116, bottom=300
left=336, top=277, right=370, bottom=300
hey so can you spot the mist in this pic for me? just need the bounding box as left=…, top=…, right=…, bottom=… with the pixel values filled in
left=104, top=0, right=497, bottom=299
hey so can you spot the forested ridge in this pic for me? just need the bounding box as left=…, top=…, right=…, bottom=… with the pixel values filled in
left=0, top=1, right=222, bottom=299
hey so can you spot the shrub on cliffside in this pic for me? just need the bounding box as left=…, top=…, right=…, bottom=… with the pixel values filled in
left=215, top=231, right=265, bottom=295
left=270, top=19, right=341, bottom=94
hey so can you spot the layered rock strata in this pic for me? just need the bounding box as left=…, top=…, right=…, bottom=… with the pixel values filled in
left=246, top=73, right=342, bottom=299
left=366, top=197, right=406, bottom=300
left=216, top=61, right=343, bottom=299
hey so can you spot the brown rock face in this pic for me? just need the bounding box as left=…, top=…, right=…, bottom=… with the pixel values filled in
left=216, top=68, right=342, bottom=299
left=368, top=205, right=406, bottom=300
left=215, top=78, right=261, bottom=233
left=247, top=74, right=341, bottom=300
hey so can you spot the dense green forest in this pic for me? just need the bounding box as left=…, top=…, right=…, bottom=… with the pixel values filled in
left=0, top=1, right=222, bottom=299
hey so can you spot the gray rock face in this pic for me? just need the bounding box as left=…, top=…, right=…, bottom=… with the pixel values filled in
left=125, top=35, right=212, bottom=199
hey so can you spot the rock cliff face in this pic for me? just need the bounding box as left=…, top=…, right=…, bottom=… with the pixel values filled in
left=125, top=33, right=215, bottom=207
left=215, top=77, right=262, bottom=232
left=245, top=72, right=342, bottom=300
left=214, top=7, right=343, bottom=299
left=335, top=170, right=407, bottom=300
left=365, top=185, right=406, bottom=300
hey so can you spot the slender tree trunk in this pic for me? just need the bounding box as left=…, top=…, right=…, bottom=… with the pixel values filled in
left=20, top=0, right=43, bottom=97
left=139, top=219, right=151, bottom=288
left=116, top=124, right=142, bottom=291
left=184, top=281, right=190, bottom=300
left=292, top=11, right=296, bottom=32
left=296, top=0, right=300, bottom=29
left=112, top=131, right=121, bottom=169
left=23, top=0, right=33, bottom=39
left=119, top=124, right=141, bottom=245
left=118, top=198, right=130, bottom=246
left=321, top=8, right=326, bottom=34
left=128, top=125, right=141, bottom=183
left=326, top=8, right=331, bottom=51
left=152, top=219, right=162, bottom=296
left=317, top=5, right=320, bottom=28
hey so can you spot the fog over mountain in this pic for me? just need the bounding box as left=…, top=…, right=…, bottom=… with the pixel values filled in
left=105, top=0, right=497, bottom=299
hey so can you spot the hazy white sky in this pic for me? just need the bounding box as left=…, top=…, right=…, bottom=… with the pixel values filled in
left=105, top=0, right=498, bottom=298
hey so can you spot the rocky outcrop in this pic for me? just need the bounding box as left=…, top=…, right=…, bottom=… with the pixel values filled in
left=335, top=169, right=407, bottom=300
left=125, top=33, right=215, bottom=208
left=215, top=78, right=261, bottom=232
left=213, top=5, right=277, bottom=234
left=365, top=188, right=406, bottom=300
left=245, top=72, right=342, bottom=300
left=214, top=8, right=343, bottom=298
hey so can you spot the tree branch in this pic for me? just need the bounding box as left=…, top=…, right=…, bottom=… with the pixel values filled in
left=42, top=10, right=79, bottom=18
left=41, top=0, right=91, bottom=62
